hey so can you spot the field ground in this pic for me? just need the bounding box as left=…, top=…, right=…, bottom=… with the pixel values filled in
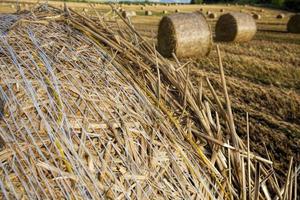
left=1, top=1, right=300, bottom=177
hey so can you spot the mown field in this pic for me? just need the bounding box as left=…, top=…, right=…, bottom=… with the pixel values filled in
left=1, top=1, right=300, bottom=177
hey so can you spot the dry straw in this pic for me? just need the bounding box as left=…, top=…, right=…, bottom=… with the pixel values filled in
left=215, top=12, right=257, bottom=42
left=157, top=12, right=212, bottom=58
left=287, top=14, right=300, bottom=33
left=0, top=4, right=297, bottom=200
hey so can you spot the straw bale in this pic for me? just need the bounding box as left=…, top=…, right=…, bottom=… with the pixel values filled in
left=157, top=12, right=212, bottom=58
left=175, top=9, right=180, bottom=13
left=252, top=13, right=261, bottom=20
left=287, top=14, right=300, bottom=33
left=145, top=10, right=152, bottom=16
left=163, top=10, right=168, bottom=14
left=215, top=12, right=257, bottom=42
left=276, top=13, right=285, bottom=19
left=121, top=10, right=136, bottom=18
left=140, top=6, right=144, bottom=10
left=220, top=9, right=224, bottom=12
left=208, top=13, right=217, bottom=19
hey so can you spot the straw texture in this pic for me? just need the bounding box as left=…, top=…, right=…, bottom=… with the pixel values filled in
left=0, top=5, right=296, bottom=200
left=215, top=12, right=257, bottom=42
left=157, top=12, right=212, bottom=58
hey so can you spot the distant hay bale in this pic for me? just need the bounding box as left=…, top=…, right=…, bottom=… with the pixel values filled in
left=276, top=13, right=285, bottom=19
left=208, top=13, right=217, bottom=19
left=163, top=10, right=168, bottom=14
left=287, top=14, right=300, bottom=33
left=141, top=7, right=144, bottom=10
left=252, top=13, right=261, bottom=20
left=175, top=9, right=180, bottom=13
left=121, top=11, right=136, bottom=18
left=220, top=9, right=224, bottom=12
left=199, top=8, right=204, bottom=12
left=145, top=10, right=152, bottom=16
left=157, top=12, right=212, bottom=58
left=259, top=9, right=264, bottom=12
left=207, top=11, right=212, bottom=15
left=215, top=12, right=257, bottom=42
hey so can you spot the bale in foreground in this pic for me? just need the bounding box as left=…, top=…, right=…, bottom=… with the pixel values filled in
left=287, top=14, right=300, bottom=33
left=215, top=12, right=257, bottom=42
left=157, top=12, right=212, bottom=58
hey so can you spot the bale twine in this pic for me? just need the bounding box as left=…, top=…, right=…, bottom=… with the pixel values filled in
left=215, top=12, right=257, bottom=42
left=287, top=14, right=300, bottom=33
left=175, top=9, right=180, bottom=13
left=208, top=13, right=217, bottom=19
left=252, top=13, right=261, bottom=20
left=157, top=12, right=212, bottom=58
left=121, top=10, right=136, bottom=18
left=145, top=10, right=152, bottom=16
left=276, top=13, right=285, bottom=19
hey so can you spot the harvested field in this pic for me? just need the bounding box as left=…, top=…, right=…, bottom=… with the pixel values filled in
left=0, top=1, right=299, bottom=199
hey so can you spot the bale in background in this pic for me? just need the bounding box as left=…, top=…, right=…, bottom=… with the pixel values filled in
left=157, top=12, right=212, bottom=58
left=252, top=13, right=261, bottom=20
left=276, top=13, right=285, bottom=19
left=215, top=12, right=257, bottom=42
left=122, top=11, right=136, bottom=18
left=163, top=10, right=168, bottom=14
left=220, top=9, right=224, bottom=13
left=208, top=13, right=217, bottom=19
left=145, top=10, right=152, bottom=16
left=287, top=14, right=300, bottom=33
left=175, top=9, right=180, bottom=13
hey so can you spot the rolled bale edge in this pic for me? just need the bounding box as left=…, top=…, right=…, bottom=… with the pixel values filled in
left=287, top=14, right=300, bottom=33
left=157, top=12, right=212, bottom=58
left=215, top=12, right=257, bottom=42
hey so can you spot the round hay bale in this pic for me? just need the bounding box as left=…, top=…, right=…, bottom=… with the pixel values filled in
left=259, top=9, right=264, bottom=12
left=141, top=7, right=144, bottom=10
left=252, top=13, right=261, bottom=20
left=276, top=13, right=285, bottom=19
left=163, top=10, right=168, bottom=14
left=199, top=8, right=204, bottom=12
left=220, top=9, right=224, bottom=13
left=122, top=11, right=136, bottom=18
left=207, top=11, right=212, bottom=15
left=157, top=12, right=212, bottom=58
left=287, top=14, right=300, bottom=33
left=145, top=10, right=152, bottom=16
left=215, top=12, right=257, bottom=42
left=208, top=13, right=217, bottom=19
left=175, top=9, right=180, bottom=13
